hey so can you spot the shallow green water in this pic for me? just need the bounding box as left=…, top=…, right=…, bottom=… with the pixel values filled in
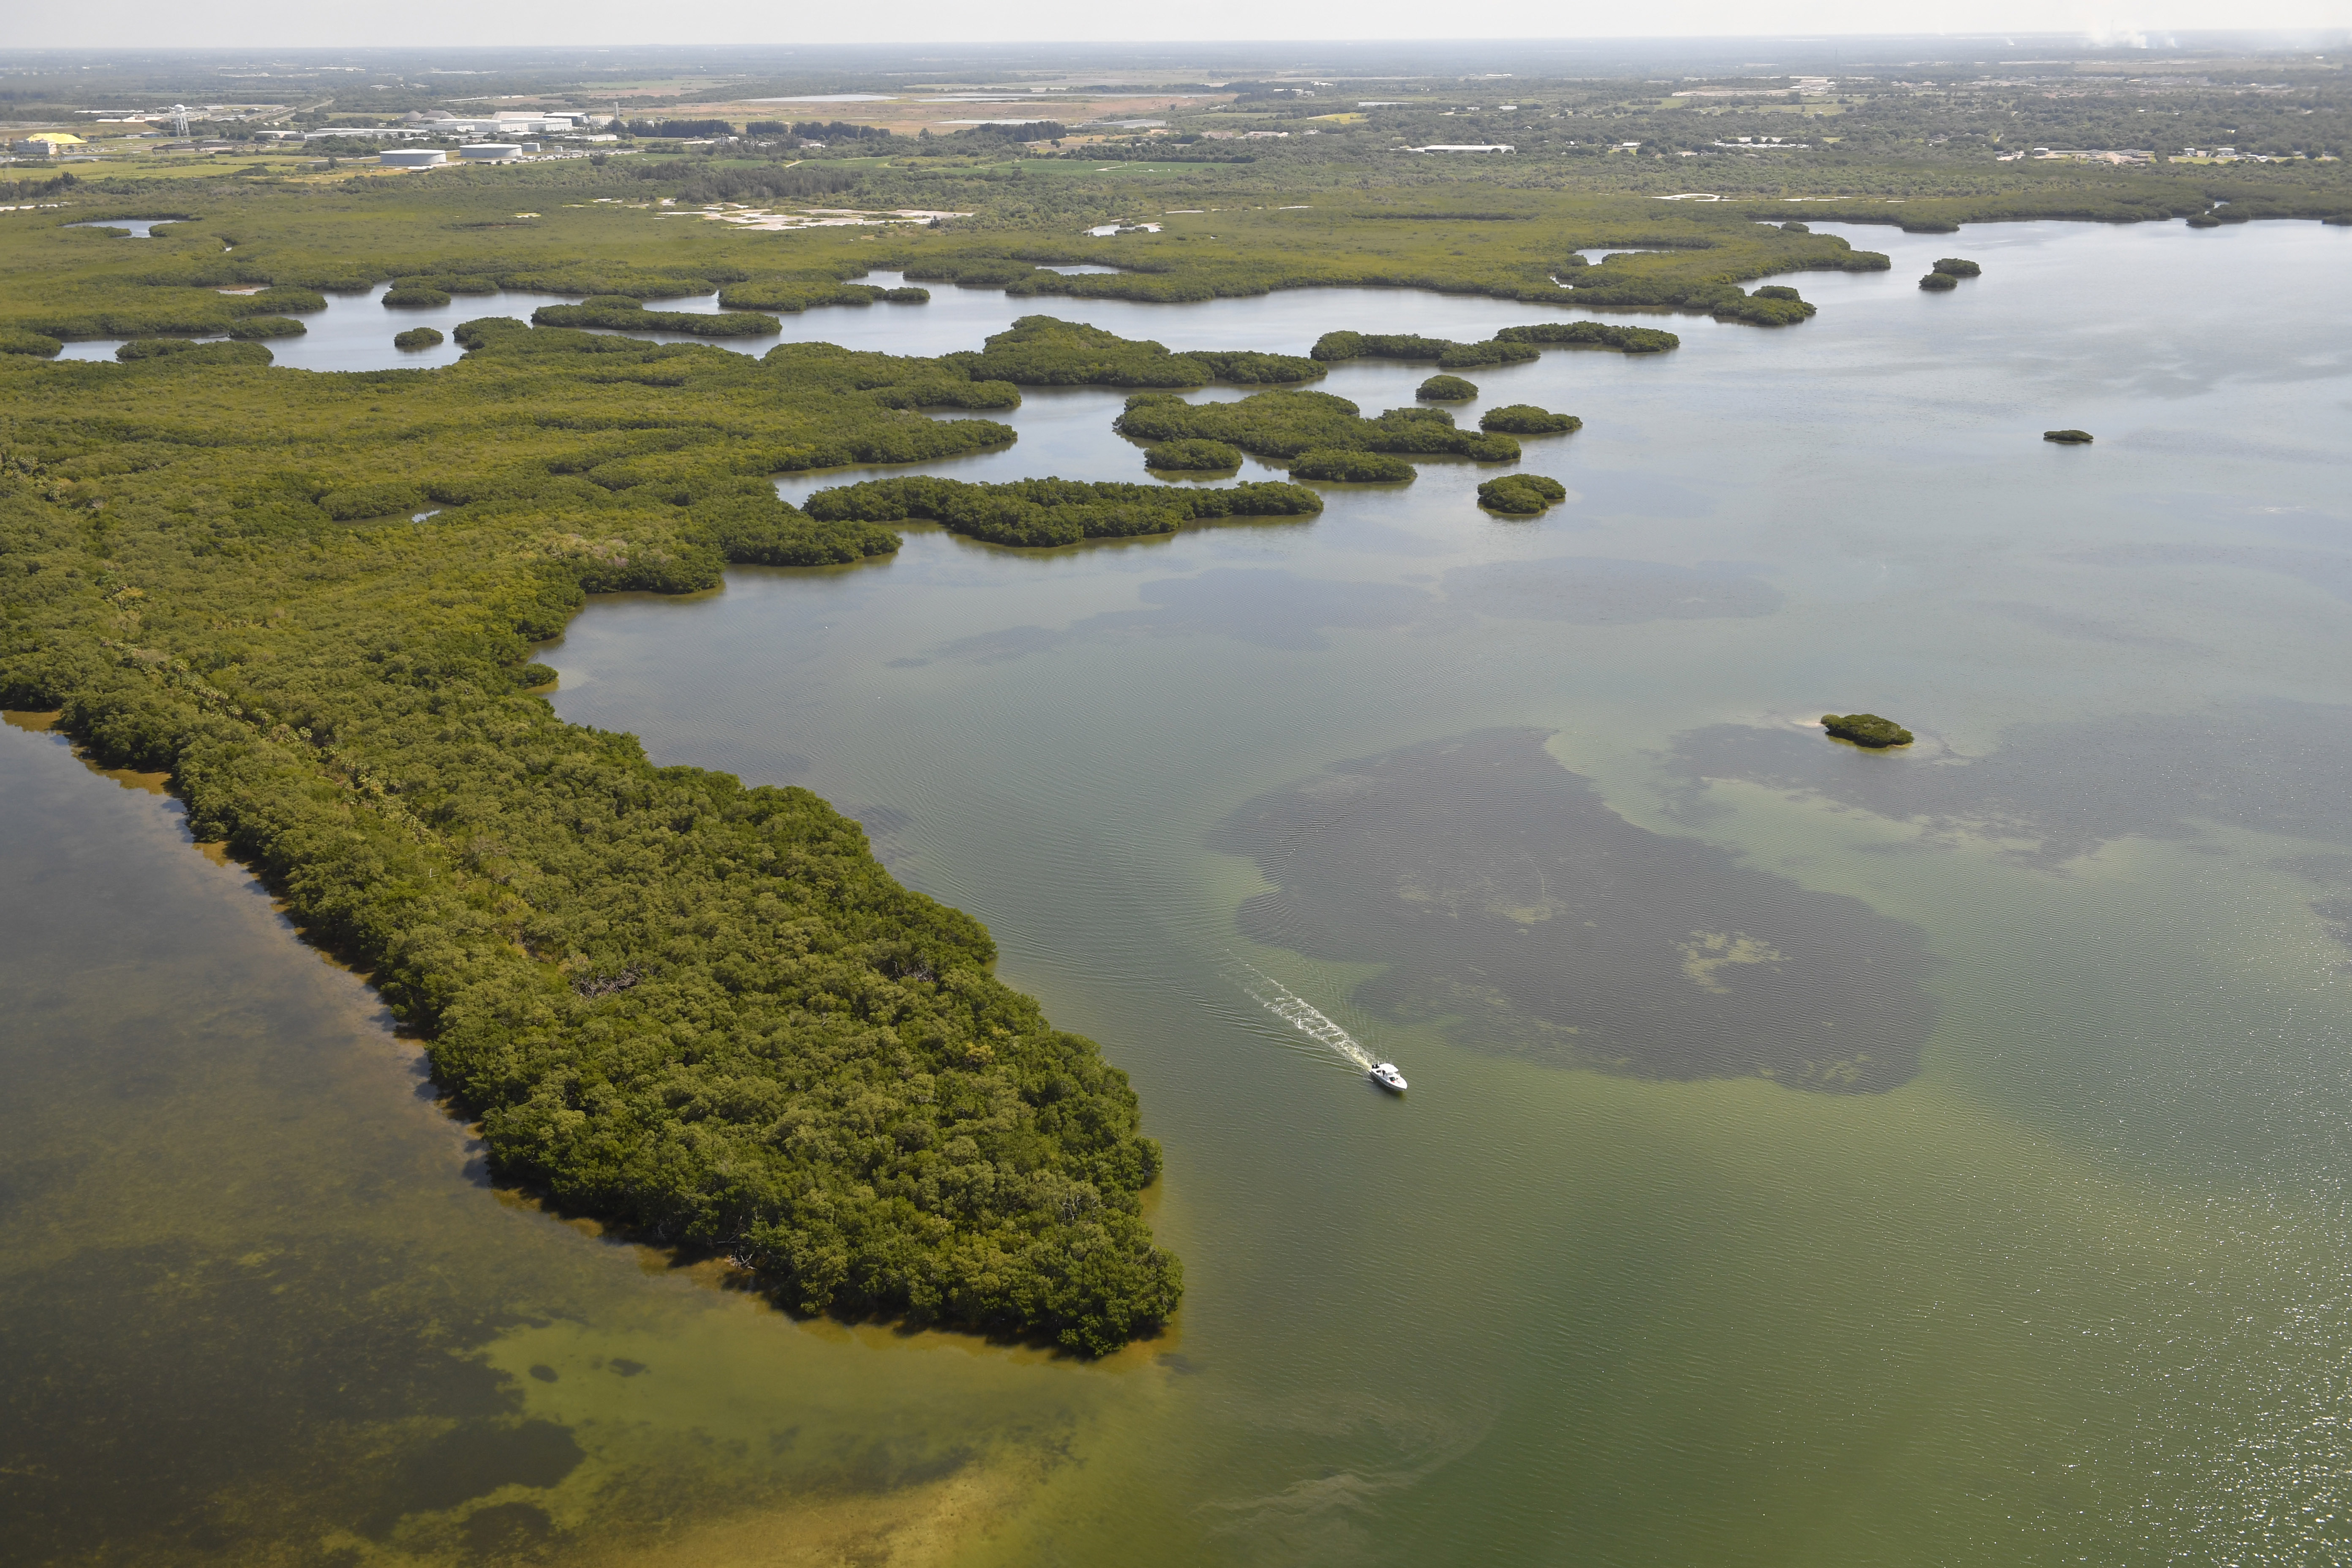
left=7, top=220, right=2352, bottom=1565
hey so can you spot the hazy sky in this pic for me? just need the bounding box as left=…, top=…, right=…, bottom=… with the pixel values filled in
left=9, top=1, right=2350, bottom=51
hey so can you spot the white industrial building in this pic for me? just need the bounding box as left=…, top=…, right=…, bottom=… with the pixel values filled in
left=410, top=111, right=586, bottom=136
left=305, top=126, right=432, bottom=142
left=9, top=132, right=86, bottom=157
left=306, top=112, right=584, bottom=145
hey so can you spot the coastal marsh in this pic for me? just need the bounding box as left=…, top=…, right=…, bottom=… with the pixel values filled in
left=4, top=70, right=2351, bottom=1561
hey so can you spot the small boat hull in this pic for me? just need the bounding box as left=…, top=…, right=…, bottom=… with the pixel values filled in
left=1370, top=1063, right=1408, bottom=1093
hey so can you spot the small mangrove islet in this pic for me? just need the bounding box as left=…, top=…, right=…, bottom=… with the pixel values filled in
left=1919, top=271, right=1959, bottom=291
left=1313, top=329, right=1541, bottom=368
left=393, top=326, right=444, bottom=351
left=1417, top=374, right=1479, bottom=401
left=1478, top=404, right=1582, bottom=436
left=1933, top=257, right=1984, bottom=277
left=2044, top=428, right=2094, bottom=444
left=1744, top=284, right=1819, bottom=322
left=1115, top=389, right=1521, bottom=464
left=1494, top=320, right=1681, bottom=354
left=1477, top=474, right=1569, bottom=514
left=1821, top=713, right=1917, bottom=748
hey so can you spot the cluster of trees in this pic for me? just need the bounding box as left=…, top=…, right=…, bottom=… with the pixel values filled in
left=1, top=232, right=767, bottom=343
left=802, top=474, right=1321, bottom=547
left=658, top=163, right=864, bottom=207
left=113, top=337, right=271, bottom=365
left=778, top=120, right=895, bottom=142
left=533, top=296, right=782, bottom=338
left=953, top=121, right=1067, bottom=145
left=1289, top=448, right=1415, bottom=482
left=1114, top=389, right=1521, bottom=467
left=7, top=267, right=331, bottom=342
left=1477, top=474, right=1569, bottom=514
left=302, top=135, right=403, bottom=158
left=759, top=340, right=1021, bottom=412
left=0, top=328, right=62, bottom=358
left=902, top=257, right=1050, bottom=287
left=393, top=326, right=443, bottom=350
left=1141, top=438, right=1241, bottom=471
left=1311, top=320, right=1682, bottom=371
left=223, top=314, right=306, bottom=340
left=0, top=192, right=1956, bottom=355
left=1417, top=374, right=1478, bottom=401
left=614, top=118, right=739, bottom=139
left=717, top=276, right=895, bottom=312
left=0, top=170, right=77, bottom=202
left=858, top=221, right=1929, bottom=315
left=1822, top=713, right=1915, bottom=748
left=1478, top=405, right=1580, bottom=435
left=1312, top=330, right=1541, bottom=370
left=1056, top=143, right=1259, bottom=165
left=1921, top=256, right=1983, bottom=289
left=1739, top=284, right=1817, bottom=324
left=0, top=312, right=1204, bottom=1354
left=1491, top=320, right=1681, bottom=353
left=711, top=278, right=925, bottom=311
left=492, top=263, right=743, bottom=299
left=940, top=314, right=1323, bottom=388
left=1556, top=263, right=1835, bottom=326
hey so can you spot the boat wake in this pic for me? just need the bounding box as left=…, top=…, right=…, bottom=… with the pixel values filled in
left=1235, top=962, right=1378, bottom=1074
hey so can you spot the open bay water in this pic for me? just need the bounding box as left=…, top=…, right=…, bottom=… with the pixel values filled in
left=6, top=218, right=2352, bottom=1564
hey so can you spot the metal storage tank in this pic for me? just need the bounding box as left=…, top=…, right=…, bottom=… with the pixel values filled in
left=458, top=144, right=523, bottom=162
left=378, top=149, right=448, bottom=168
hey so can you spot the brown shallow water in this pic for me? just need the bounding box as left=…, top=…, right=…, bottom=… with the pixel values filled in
left=9, top=218, right=2352, bottom=1565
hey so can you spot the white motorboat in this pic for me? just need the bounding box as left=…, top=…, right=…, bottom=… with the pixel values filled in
left=1369, top=1062, right=1408, bottom=1093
